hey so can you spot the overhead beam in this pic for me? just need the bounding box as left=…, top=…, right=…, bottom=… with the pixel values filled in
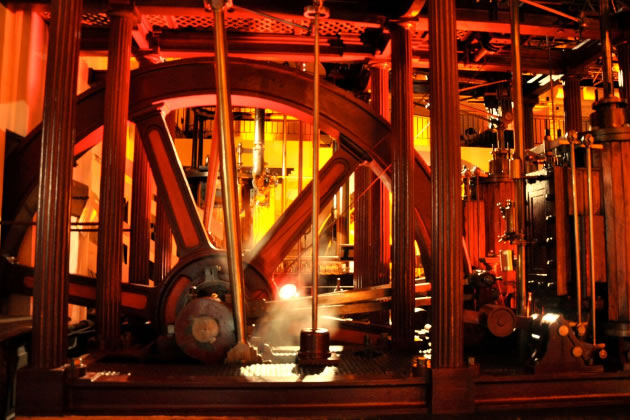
left=413, top=48, right=565, bottom=73
left=81, top=28, right=377, bottom=62
left=415, top=8, right=600, bottom=39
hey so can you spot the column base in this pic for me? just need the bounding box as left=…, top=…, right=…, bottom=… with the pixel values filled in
left=430, top=365, right=476, bottom=415
left=16, top=366, right=66, bottom=416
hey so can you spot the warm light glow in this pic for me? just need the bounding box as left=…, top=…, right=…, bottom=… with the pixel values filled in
left=555, top=86, right=564, bottom=99
left=582, top=86, right=596, bottom=101
left=278, top=283, right=298, bottom=300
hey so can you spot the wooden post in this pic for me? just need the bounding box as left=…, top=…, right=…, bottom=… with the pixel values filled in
left=390, top=23, right=415, bottom=349
left=563, top=74, right=583, bottom=132
left=428, top=0, right=473, bottom=414
left=96, top=10, right=134, bottom=350
left=129, top=131, right=152, bottom=285
left=31, top=0, right=82, bottom=369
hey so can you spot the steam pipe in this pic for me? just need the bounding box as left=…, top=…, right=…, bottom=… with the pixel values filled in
left=510, top=0, right=527, bottom=316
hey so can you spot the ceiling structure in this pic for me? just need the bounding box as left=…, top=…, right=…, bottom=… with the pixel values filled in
left=4, top=0, right=629, bottom=102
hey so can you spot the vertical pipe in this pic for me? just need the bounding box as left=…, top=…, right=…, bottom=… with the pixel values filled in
left=585, top=142, right=597, bottom=344
left=569, top=136, right=583, bottom=324
left=129, top=131, right=152, bottom=285
left=312, top=2, right=321, bottom=330
left=96, top=10, right=134, bottom=350
left=391, top=22, right=415, bottom=350
left=600, top=0, right=614, bottom=97
left=428, top=0, right=463, bottom=367
left=510, top=0, right=527, bottom=316
left=211, top=3, right=248, bottom=345
left=32, top=0, right=82, bottom=369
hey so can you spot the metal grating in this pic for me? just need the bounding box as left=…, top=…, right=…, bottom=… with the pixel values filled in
left=39, top=12, right=111, bottom=27
left=173, top=15, right=365, bottom=36
left=144, top=15, right=169, bottom=28
left=40, top=11, right=367, bottom=36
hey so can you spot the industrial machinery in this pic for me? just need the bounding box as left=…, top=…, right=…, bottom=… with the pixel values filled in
left=2, top=0, right=630, bottom=417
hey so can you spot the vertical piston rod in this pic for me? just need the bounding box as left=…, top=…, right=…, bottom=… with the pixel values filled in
left=311, top=0, right=321, bottom=331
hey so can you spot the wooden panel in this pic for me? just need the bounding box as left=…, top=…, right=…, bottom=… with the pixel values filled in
left=554, top=167, right=571, bottom=296
left=600, top=140, right=630, bottom=322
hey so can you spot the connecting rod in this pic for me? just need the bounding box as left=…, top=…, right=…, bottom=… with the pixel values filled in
left=205, top=0, right=259, bottom=363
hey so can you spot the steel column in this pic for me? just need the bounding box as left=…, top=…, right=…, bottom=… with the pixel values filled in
left=564, top=74, right=583, bottom=132
left=129, top=131, right=152, bottom=285
left=96, top=10, right=134, bottom=349
left=428, top=0, right=463, bottom=368
left=32, top=0, right=82, bottom=369
left=390, top=23, right=415, bottom=349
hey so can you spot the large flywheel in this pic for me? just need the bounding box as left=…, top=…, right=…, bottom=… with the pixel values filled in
left=3, top=58, right=434, bottom=345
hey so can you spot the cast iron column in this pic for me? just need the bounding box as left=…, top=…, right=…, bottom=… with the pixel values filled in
left=356, top=65, right=391, bottom=293
left=129, top=131, right=152, bottom=284
left=370, top=64, right=391, bottom=288
left=564, top=74, right=583, bottom=132
left=32, top=0, right=82, bottom=369
left=96, top=10, right=134, bottom=349
left=429, top=0, right=463, bottom=369
left=390, top=23, right=415, bottom=349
